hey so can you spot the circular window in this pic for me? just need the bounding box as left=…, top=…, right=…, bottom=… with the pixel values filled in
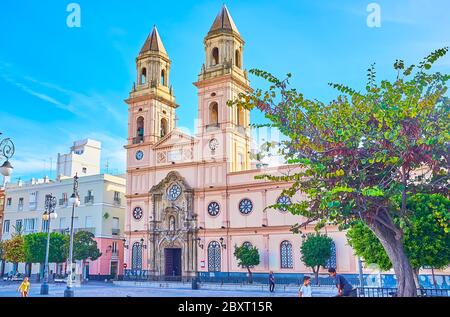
left=167, top=184, right=182, bottom=201
left=207, top=202, right=220, bottom=217
left=239, top=198, right=253, bottom=215
left=136, top=150, right=144, bottom=161
left=133, top=207, right=143, bottom=220
left=277, top=195, right=292, bottom=212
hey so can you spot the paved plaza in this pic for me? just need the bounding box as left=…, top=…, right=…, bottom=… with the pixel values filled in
left=0, top=281, right=313, bottom=297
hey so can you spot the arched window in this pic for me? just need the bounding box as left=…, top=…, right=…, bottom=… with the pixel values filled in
left=209, top=102, right=218, bottom=125
left=160, top=118, right=168, bottom=137
left=140, top=68, right=147, bottom=85
left=212, top=47, right=219, bottom=66
left=325, top=241, right=337, bottom=269
left=237, top=106, right=245, bottom=127
left=161, top=69, right=166, bottom=86
left=280, top=241, right=293, bottom=269
left=235, top=49, right=241, bottom=68
left=169, top=216, right=176, bottom=231
left=131, top=242, right=143, bottom=270
left=136, top=116, right=144, bottom=142
left=242, top=241, right=253, bottom=249
left=208, top=241, right=221, bottom=272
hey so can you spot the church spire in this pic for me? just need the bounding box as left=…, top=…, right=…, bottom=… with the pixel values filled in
left=207, top=5, right=240, bottom=37
left=140, top=25, right=167, bottom=55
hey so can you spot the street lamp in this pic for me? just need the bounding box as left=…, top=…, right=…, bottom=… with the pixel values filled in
left=0, top=135, right=15, bottom=177
left=40, top=194, right=57, bottom=295
left=64, top=174, right=80, bottom=297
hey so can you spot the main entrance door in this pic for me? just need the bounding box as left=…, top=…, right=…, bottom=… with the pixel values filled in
left=164, top=248, right=181, bottom=281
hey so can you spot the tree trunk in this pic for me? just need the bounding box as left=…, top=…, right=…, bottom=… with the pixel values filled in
left=313, top=267, right=319, bottom=285
left=431, top=268, right=437, bottom=289
left=247, top=267, right=253, bottom=284
left=413, top=268, right=421, bottom=289
left=367, top=210, right=417, bottom=297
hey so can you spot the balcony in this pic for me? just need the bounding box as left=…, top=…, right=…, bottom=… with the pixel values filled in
left=84, top=196, right=94, bottom=205
left=112, top=228, right=120, bottom=236
left=206, top=123, right=220, bottom=132
left=132, top=136, right=144, bottom=144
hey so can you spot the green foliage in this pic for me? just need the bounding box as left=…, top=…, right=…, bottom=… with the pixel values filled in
left=229, top=48, right=449, bottom=295
left=3, top=235, right=25, bottom=264
left=233, top=244, right=260, bottom=269
left=23, top=232, right=69, bottom=264
left=300, top=233, right=333, bottom=271
left=0, top=240, right=4, bottom=260
left=67, top=231, right=101, bottom=262
left=347, top=194, right=450, bottom=270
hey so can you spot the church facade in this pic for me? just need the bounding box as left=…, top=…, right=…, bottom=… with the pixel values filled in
left=123, top=5, right=360, bottom=281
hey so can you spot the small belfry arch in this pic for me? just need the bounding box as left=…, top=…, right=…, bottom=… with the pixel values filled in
left=212, top=47, right=219, bottom=66
left=160, top=118, right=168, bottom=137
left=161, top=69, right=166, bottom=86
left=140, top=67, right=147, bottom=85
left=136, top=116, right=145, bottom=141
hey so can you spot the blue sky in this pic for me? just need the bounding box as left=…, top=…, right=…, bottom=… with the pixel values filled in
left=0, top=0, right=449, bottom=182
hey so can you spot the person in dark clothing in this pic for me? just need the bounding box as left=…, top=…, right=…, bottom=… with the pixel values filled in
left=268, top=271, right=275, bottom=293
left=328, top=268, right=356, bottom=297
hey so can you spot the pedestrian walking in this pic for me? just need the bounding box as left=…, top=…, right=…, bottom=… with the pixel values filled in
left=18, top=277, right=30, bottom=297
left=299, top=276, right=312, bottom=297
left=268, top=271, right=275, bottom=293
left=328, top=268, right=356, bottom=297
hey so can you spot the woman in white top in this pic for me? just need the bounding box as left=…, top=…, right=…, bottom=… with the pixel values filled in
left=299, top=276, right=312, bottom=297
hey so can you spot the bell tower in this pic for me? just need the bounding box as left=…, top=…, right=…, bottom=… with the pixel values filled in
left=126, top=26, right=178, bottom=148
left=194, top=5, right=252, bottom=172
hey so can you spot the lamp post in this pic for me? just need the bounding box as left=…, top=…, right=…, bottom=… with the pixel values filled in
left=64, top=174, right=80, bottom=297
left=40, top=194, right=57, bottom=295
left=0, top=134, right=15, bottom=178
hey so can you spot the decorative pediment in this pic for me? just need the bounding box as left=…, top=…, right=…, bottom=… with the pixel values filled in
left=153, top=128, right=196, bottom=150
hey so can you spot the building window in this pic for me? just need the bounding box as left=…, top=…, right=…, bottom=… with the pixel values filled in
left=29, top=191, right=38, bottom=211
left=18, top=198, right=24, bottom=211
left=325, top=241, right=337, bottom=269
left=239, top=198, right=253, bottom=215
left=136, top=116, right=145, bottom=142
left=212, top=47, right=219, bottom=65
left=42, top=219, right=49, bottom=232
left=15, top=219, right=23, bottom=234
left=235, top=49, right=241, bottom=68
left=207, top=241, right=221, bottom=272
left=131, top=242, right=143, bottom=270
left=242, top=241, right=253, bottom=249
left=160, top=118, right=168, bottom=137
left=114, top=191, right=121, bottom=204
left=277, top=195, right=292, bottom=212
left=209, top=102, right=218, bottom=125
left=280, top=241, right=293, bottom=269
left=60, top=193, right=68, bottom=206
left=161, top=69, right=166, bottom=86
left=82, top=167, right=87, bottom=174
left=167, top=184, right=182, bottom=201
left=59, top=217, right=66, bottom=231
left=140, top=68, right=147, bottom=85
left=207, top=202, right=220, bottom=217
left=85, top=216, right=93, bottom=228
left=3, top=219, right=10, bottom=233
left=112, top=242, right=118, bottom=255
left=7, top=198, right=12, bottom=206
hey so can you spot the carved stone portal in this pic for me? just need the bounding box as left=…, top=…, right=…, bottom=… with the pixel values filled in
left=148, top=171, right=198, bottom=279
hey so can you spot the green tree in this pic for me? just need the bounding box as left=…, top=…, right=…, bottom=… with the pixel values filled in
left=229, top=48, right=450, bottom=296
left=233, top=244, right=260, bottom=284
left=3, top=235, right=25, bottom=272
left=300, top=234, right=333, bottom=284
left=66, top=231, right=101, bottom=262
left=23, top=232, right=69, bottom=276
left=0, top=240, right=5, bottom=276
left=347, top=194, right=450, bottom=288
